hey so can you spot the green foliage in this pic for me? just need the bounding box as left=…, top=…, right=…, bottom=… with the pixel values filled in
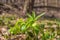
left=27, top=11, right=45, bottom=21
left=47, top=22, right=53, bottom=26
left=8, top=12, right=56, bottom=40
left=8, top=12, right=45, bottom=38
left=0, top=12, right=57, bottom=40
left=41, top=31, right=55, bottom=40
left=0, top=15, right=16, bottom=26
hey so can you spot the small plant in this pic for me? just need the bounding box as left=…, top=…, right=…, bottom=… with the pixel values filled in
left=41, top=31, right=55, bottom=40
left=47, top=22, right=53, bottom=26
left=8, top=11, right=45, bottom=39
left=0, top=15, right=16, bottom=26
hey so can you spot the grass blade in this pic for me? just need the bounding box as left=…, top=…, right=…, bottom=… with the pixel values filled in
left=35, top=12, right=45, bottom=20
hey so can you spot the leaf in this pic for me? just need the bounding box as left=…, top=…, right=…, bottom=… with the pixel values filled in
left=32, top=11, right=36, bottom=19
left=42, top=31, right=50, bottom=40
left=9, top=28, right=14, bottom=34
left=35, top=12, right=45, bottom=20
left=27, top=13, right=33, bottom=20
left=44, top=31, right=51, bottom=39
left=21, top=25, right=27, bottom=32
left=9, top=26, right=20, bottom=34
left=34, top=29, right=39, bottom=35
left=15, top=18, right=24, bottom=26
left=32, top=22, right=37, bottom=27
left=32, top=26, right=40, bottom=35
left=50, top=32, right=55, bottom=39
left=45, top=33, right=50, bottom=39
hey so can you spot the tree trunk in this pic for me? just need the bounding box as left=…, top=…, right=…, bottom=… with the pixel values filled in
left=28, top=0, right=35, bottom=13
left=21, top=0, right=29, bottom=17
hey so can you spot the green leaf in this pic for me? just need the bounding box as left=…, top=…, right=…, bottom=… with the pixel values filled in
left=15, top=18, right=25, bottom=26
left=35, top=12, right=45, bottom=20
left=27, top=13, right=33, bottom=20
left=32, top=22, right=37, bottom=27
left=50, top=32, right=55, bottom=39
left=34, top=29, right=39, bottom=35
left=9, top=28, right=14, bottom=34
left=32, top=11, right=36, bottom=19
left=9, top=26, right=20, bottom=34
left=32, top=25, right=40, bottom=35
left=45, top=33, right=50, bottom=39
left=42, top=31, right=50, bottom=40
left=21, top=25, right=27, bottom=32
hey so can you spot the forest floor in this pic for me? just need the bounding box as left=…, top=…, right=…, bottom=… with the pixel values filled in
left=0, top=13, right=60, bottom=40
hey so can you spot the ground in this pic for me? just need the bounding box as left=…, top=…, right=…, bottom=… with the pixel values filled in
left=0, top=13, right=60, bottom=40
